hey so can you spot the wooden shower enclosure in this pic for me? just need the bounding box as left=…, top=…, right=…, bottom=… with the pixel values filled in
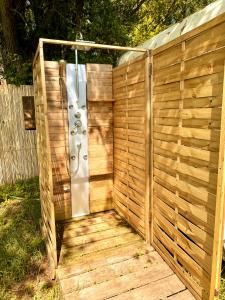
left=33, top=12, right=225, bottom=300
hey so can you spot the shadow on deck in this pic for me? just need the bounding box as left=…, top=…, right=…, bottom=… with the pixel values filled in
left=56, top=210, right=194, bottom=300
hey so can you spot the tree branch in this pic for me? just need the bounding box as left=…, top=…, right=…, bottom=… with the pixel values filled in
left=131, top=0, right=151, bottom=14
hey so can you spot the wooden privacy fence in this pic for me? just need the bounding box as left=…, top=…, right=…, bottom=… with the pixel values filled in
left=151, top=14, right=225, bottom=300
left=113, top=55, right=150, bottom=240
left=0, top=84, right=38, bottom=184
left=112, top=13, right=225, bottom=300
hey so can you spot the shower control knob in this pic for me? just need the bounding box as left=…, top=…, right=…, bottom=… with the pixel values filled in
left=74, top=112, right=81, bottom=118
left=74, top=120, right=82, bottom=127
left=71, top=155, right=76, bottom=160
left=83, top=155, right=88, bottom=160
left=69, top=104, right=74, bottom=109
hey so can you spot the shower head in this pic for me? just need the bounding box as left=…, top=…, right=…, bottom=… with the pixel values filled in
left=71, top=40, right=95, bottom=52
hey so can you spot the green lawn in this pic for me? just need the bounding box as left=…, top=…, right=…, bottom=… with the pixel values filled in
left=0, top=177, right=60, bottom=300
left=0, top=177, right=225, bottom=299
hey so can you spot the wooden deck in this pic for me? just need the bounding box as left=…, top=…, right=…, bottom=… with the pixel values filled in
left=56, top=210, right=195, bottom=300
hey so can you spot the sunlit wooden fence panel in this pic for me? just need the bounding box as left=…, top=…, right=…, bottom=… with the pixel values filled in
left=152, top=14, right=225, bottom=300
left=113, top=55, right=150, bottom=239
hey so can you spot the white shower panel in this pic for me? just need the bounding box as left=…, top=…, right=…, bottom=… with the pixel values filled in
left=66, top=63, right=90, bottom=217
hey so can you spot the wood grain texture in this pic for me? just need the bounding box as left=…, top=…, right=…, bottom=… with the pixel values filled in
left=87, top=64, right=113, bottom=213
left=44, top=60, right=71, bottom=221
left=87, top=64, right=113, bottom=101
left=113, top=55, right=149, bottom=238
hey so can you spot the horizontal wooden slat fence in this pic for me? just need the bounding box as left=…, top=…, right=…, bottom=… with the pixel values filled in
left=0, top=84, right=38, bottom=184
left=151, top=13, right=225, bottom=300
left=113, top=55, right=150, bottom=239
left=44, top=60, right=71, bottom=221
left=87, top=64, right=114, bottom=214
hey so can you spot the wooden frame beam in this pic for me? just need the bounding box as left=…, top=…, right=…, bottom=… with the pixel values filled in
left=145, top=50, right=151, bottom=243
left=33, top=38, right=148, bottom=67
left=40, top=38, right=147, bottom=52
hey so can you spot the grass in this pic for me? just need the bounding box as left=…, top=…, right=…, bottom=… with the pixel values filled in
left=0, top=177, right=60, bottom=300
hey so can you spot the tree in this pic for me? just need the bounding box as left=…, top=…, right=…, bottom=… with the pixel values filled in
left=0, top=0, right=215, bottom=85
left=0, top=0, right=24, bottom=83
left=129, top=0, right=215, bottom=45
left=0, top=0, right=87, bottom=84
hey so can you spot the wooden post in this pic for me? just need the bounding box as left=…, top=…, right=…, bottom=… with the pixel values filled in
left=145, top=51, right=151, bottom=243
left=209, top=63, right=225, bottom=299
left=39, top=41, right=57, bottom=277
left=149, top=53, right=153, bottom=245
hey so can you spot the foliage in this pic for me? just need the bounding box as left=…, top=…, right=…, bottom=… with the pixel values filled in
left=0, top=0, right=217, bottom=84
left=0, top=177, right=60, bottom=299
left=129, top=0, right=215, bottom=45
left=221, top=278, right=225, bottom=299
left=220, top=265, right=225, bottom=299
left=2, top=53, right=33, bottom=85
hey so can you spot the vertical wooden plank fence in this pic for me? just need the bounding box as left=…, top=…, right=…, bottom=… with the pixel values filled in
left=0, top=84, right=38, bottom=184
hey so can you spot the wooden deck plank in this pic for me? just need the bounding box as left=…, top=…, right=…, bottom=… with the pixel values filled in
left=168, top=289, right=195, bottom=299
left=62, top=209, right=118, bottom=222
left=61, top=226, right=133, bottom=248
left=60, top=251, right=164, bottom=294
left=57, top=241, right=149, bottom=279
left=57, top=210, right=194, bottom=300
left=62, top=218, right=128, bottom=239
left=64, top=267, right=174, bottom=300
left=62, top=210, right=121, bottom=230
left=110, top=275, right=186, bottom=300
left=59, top=232, right=141, bottom=265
